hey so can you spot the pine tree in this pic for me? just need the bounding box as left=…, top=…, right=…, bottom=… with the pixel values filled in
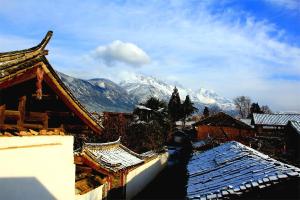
left=183, top=95, right=198, bottom=118
left=248, top=103, right=262, bottom=118
left=182, top=95, right=198, bottom=126
left=203, top=106, right=209, bottom=118
left=168, top=87, right=183, bottom=122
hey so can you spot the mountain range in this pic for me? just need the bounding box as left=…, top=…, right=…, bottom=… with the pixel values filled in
left=58, top=72, right=236, bottom=114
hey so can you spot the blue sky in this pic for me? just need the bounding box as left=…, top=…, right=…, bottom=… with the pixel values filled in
left=0, top=0, right=300, bottom=112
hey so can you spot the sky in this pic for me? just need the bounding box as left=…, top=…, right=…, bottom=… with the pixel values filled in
left=0, top=0, right=300, bottom=112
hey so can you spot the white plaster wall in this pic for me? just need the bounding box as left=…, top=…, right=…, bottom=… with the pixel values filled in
left=75, top=185, right=103, bottom=200
left=126, top=152, right=169, bottom=199
left=0, top=136, right=75, bottom=200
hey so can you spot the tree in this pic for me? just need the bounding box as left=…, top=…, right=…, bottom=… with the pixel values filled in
left=168, top=87, right=183, bottom=122
left=233, top=96, right=251, bottom=118
left=250, top=103, right=261, bottom=113
left=261, top=105, right=273, bottom=114
left=125, top=97, right=170, bottom=153
left=248, top=102, right=262, bottom=118
left=134, top=97, right=168, bottom=123
left=203, top=106, right=209, bottom=118
left=182, top=95, right=198, bottom=126
left=124, top=120, right=165, bottom=153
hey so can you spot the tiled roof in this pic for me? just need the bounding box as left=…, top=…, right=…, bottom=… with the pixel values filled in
left=193, top=112, right=252, bottom=130
left=0, top=31, right=102, bottom=132
left=176, top=121, right=196, bottom=126
left=239, top=118, right=252, bottom=127
left=289, top=121, right=300, bottom=134
left=253, top=113, right=300, bottom=126
left=192, top=141, right=206, bottom=149
left=0, top=31, right=52, bottom=77
left=187, top=141, right=300, bottom=199
left=83, top=138, right=144, bottom=172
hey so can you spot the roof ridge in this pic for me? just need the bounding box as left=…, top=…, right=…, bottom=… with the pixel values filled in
left=254, top=113, right=300, bottom=116
left=290, top=120, right=300, bottom=123
left=84, top=137, right=121, bottom=147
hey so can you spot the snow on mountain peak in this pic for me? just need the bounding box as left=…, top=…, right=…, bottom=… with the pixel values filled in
left=119, top=73, right=235, bottom=111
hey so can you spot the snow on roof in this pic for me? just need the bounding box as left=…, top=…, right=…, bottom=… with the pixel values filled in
left=187, top=141, right=300, bottom=199
left=192, top=141, right=206, bottom=149
left=83, top=138, right=144, bottom=172
left=253, top=113, right=300, bottom=126
left=136, top=105, right=152, bottom=111
left=193, top=112, right=251, bottom=129
left=289, top=121, right=300, bottom=134
left=239, top=118, right=252, bottom=126
left=176, top=121, right=196, bottom=126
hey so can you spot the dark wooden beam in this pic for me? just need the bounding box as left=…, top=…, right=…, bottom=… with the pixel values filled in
left=0, top=66, right=37, bottom=89
left=46, top=111, right=74, bottom=118
left=31, top=94, right=59, bottom=100
left=0, top=104, right=5, bottom=128
left=17, top=96, right=26, bottom=130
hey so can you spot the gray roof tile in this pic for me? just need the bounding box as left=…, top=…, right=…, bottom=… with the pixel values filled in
left=253, top=113, right=300, bottom=126
left=83, top=138, right=144, bottom=172
left=187, top=141, right=300, bottom=199
left=290, top=121, right=300, bottom=134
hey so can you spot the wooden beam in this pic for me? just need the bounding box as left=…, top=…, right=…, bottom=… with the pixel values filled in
left=24, top=112, right=48, bottom=130
left=81, top=153, right=111, bottom=176
left=31, top=94, right=59, bottom=100
left=46, top=111, right=74, bottom=117
left=23, top=123, right=43, bottom=129
left=17, top=96, right=26, bottom=130
left=1, top=124, right=18, bottom=130
left=4, top=110, right=20, bottom=120
left=0, top=104, right=5, bottom=128
left=41, top=63, right=101, bottom=134
left=0, top=66, right=37, bottom=89
left=63, top=124, right=89, bottom=130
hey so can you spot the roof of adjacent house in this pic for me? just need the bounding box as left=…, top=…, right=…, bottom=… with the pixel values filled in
left=176, top=121, right=196, bottom=126
left=187, top=141, right=300, bottom=200
left=239, top=118, right=253, bottom=127
left=192, top=141, right=207, bottom=149
left=0, top=31, right=102, bottom=133
left=252, top=113, right=300, bottom=126
left=83, top=138, right=144, bottom=172
left=193, top=112, right=252, bottom=130
left=288, top=121, right=300, bottom=134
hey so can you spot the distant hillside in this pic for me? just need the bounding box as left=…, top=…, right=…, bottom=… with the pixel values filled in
left=58, top=72, right=137, bottom=113
left=58, top=71, right=237, bottom=115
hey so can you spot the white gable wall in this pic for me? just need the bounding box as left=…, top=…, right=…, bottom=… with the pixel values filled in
left=0, top=136, right=75, bottom=200
left=125, top=152, right=168, bottom=199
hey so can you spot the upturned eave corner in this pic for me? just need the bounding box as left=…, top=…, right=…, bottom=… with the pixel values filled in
left=37, top=31, right=53, bottom=51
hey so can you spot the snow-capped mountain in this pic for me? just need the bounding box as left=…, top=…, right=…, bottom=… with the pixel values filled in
left=119, top=73, right=235, bottom=111
left=58, top=72, right=137, bottom=113
left=58, top=71, right=236, bottom=113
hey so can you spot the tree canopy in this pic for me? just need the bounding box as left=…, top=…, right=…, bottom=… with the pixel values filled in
left=234, top=96, right=273, bottom=118
left=168, top=87, right=183, bottom=122
left=233, top=96, right=251, bottom=118
left=203, top=106, right=209, bottom=118
left=125, top=97, right=169, bottom=153
left=182, top=95, right=198, bottom=124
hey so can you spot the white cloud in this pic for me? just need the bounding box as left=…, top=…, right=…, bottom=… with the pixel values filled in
left=264, top=0, right=300, bottom=11
left=0, top=1, right=299, bottom=111
left=91, top=40, right=150, bottom=67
